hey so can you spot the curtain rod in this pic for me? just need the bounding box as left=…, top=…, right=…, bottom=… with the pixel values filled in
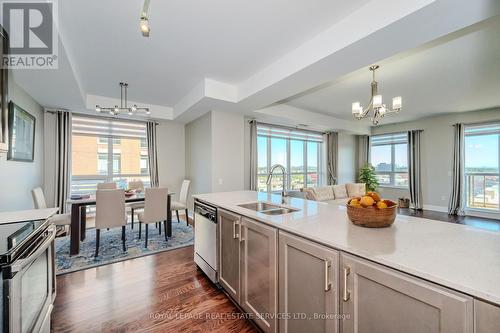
left=371, top=129, right=424, bottom=136
left=249, top=120, right=327, bottom=135
left=45, top=109, right=159, bottom=125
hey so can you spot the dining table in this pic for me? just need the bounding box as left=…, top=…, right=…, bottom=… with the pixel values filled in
left=66, top=191, right=175, bottom=255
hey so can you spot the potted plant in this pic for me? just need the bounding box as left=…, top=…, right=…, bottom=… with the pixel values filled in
left=358, top=164, right=379, bottom=192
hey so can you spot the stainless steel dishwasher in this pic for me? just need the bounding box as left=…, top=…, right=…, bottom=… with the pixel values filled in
left=193, top=201, right=218, bottom=283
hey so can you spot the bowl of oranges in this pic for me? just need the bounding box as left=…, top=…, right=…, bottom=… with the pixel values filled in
left=346, top=192, right=397, bottom=228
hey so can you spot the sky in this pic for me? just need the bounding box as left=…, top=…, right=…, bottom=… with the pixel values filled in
left=257, top=137, right=318, bottom=169
left=465, top=134, right=499, bottom=169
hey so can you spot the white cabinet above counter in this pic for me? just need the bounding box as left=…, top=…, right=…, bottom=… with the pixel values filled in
left=193, top=191, right=500, bottom=306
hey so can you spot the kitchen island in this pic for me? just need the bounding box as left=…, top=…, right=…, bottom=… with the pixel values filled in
left=193, top=190, right=500, bottom=333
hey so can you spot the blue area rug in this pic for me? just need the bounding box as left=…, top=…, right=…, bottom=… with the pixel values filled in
left=55, top=220, right=194, bottom=275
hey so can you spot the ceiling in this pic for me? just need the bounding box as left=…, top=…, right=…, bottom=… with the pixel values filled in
left=10, top=0, right=500, bottom=131
left=48, top=0, right=369, bottom=107
left=285, top=16, right=500, bottom=124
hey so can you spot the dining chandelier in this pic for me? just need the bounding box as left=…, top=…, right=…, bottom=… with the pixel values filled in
left=95, top=82, right=150, bottom=116
left=351, top=65, right=402, bottom=125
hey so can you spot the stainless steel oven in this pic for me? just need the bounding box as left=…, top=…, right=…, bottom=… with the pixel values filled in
left=1, top=222, right=56, bottom=333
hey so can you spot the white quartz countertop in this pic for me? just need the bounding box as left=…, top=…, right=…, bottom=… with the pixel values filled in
left=193, top=191, right=500, bottom=305
left=0, top=208, right=58, bottom=224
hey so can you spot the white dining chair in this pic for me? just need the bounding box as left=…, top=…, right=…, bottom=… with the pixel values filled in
left=95, top=189, right=127, bottom=256
left=127, top=180, right=145, bottom=229
left=97, top=182, right=117, bottom=190
left=137, top=187, right=169, bottom=247
left=171, top=180, right=191, bottom=225
left=31, top=187, right=71, bottom=228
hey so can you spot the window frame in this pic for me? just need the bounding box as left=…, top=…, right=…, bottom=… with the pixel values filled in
left=370, top=133, right=409, bottom=188
left=256, top=126, right=323, bottom=193
left=464, top=123, right=500, bottom=213
left=70, top=115, right=150, bottom=194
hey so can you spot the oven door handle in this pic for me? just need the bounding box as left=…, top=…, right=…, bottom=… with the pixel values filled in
left=11, top=225, right=56, bottom=274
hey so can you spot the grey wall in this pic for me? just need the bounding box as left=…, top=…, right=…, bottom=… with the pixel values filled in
left=337, top=132, right=357, bottom=184
left=156, top=120, right=186, bottom=197
left=185, top=112, right=212, bottom=209
left=0, top=82, right=44, bottom=212
left=371, top=108, right=500, bottom=210
left=211, top=110, right=245, bottom=192
left=185, top=110, right=246, bottom=208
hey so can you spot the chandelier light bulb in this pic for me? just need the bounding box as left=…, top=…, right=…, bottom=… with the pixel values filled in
left=352, top=102, right=361, bottom=115
left=392, top=96, right=402, bottom=110
left=373, top=95, right=383, bottom=108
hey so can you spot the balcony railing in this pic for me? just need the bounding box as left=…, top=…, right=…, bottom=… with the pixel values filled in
left=466, top=173, right=499, bottom=210
left=71, top=175, right=151, bottom=195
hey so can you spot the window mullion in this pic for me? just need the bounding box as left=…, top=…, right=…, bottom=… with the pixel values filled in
left=267, top=137, right=271, bottom=193
left=107, top=137, right=113, bottom=182
left=391, top=143, right=395, bottom=186
left=304, top=141, right=308, bottom=187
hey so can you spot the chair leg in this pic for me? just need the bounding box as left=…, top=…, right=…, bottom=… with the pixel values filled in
left=185, top=209, right=189, bottom=225
left=122, top=226, right=126, bottom=252
left=139, top=222, right=142, bottom=239
left=145, top=224, right=149, bottom=248
left=131, top=208, right=134, bottom=229
left=95, top=229, right=100, bottom=257
left=159, top=221, right=161, bottom=235
left=176, top=210, right=180, bottom=223
left=163, top=220, right=168, bottom=241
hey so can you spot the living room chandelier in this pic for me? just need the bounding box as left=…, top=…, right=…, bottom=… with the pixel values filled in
left=95, top=82, right=150, bottom=116
left=351, top=65, right=402, bottom=125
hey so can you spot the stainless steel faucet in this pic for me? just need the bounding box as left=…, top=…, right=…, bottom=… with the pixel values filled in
left=266, top=164, right=288, bottom=203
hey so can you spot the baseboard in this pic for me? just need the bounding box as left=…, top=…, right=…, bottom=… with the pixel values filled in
left=422, top=205, right=448, bottom=213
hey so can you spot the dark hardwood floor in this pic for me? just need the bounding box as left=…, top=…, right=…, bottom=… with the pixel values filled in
left=52, top=245, right=258, bottom=333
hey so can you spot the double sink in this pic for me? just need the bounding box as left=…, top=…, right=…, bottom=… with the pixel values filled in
left=237, top=201, right=299, bottom=215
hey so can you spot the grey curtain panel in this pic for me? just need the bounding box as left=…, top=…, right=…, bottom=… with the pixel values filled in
left=249, top=120, right=258, bottom=190
left=146, top=121, right=159, bottom=187
left=448, top=123, right=465, bottom=215
left=408, top=130, right=423, bottom=210
left=54, top=111, right=71, bottom=213
left=325, top=132, right=338, bottom=185
left=357, top=135, right=370, bottom=171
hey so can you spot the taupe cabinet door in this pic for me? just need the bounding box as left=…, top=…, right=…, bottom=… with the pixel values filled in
left=218, top=209, right=241, bottom=302
left=240, top=217, right=278, bottom=333
left=279, top=232, right=339, bottom=333
left=340, top=254, right=473, bottom=333
left=474, top=299, right=500, bottom=333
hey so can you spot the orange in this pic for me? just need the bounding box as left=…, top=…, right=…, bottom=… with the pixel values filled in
left=376, top=201, right=388, bottom=209
left=360, top=196, right=375, bottom=208
left=367, top=191, right=381, bottom=202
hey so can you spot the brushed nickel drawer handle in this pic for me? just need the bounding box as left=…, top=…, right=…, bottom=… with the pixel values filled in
left=324, top=260, right=331, bottom=291
left=343, top=266, right=351, bottom=302
left=239, top=226, right=244, bottom=243
left=233, top=221, right=240, bottom=239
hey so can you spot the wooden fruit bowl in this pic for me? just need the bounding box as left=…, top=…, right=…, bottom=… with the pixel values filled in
left=346, top=200, right=397, bottom=228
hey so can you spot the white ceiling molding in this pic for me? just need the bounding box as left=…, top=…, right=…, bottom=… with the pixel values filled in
left=254, top=104, right=371, bottom=134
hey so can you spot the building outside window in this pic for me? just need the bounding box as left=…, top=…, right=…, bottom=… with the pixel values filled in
left=256, top=124, right=323, bottom=192
left=464, top=122, right=500, bottom=212
left=71, top=115, right=150, bottom=194
left=370, top=132, right=408, bottom=187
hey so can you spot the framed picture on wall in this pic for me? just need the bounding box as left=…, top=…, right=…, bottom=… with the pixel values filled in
left=7, top=102, right=35, bottom=162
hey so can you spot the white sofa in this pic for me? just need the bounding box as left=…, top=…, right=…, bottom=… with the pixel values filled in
left=301, top=183, right=366, bottom=205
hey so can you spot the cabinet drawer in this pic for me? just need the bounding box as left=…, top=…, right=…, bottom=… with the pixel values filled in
left=340, top=253, right=473, bottom=333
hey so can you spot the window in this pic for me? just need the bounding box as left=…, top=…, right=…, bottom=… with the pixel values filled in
left=370, top=133, right=408, bottom=187
left=71, top=115, right=150, bottom=194
left=256, top=124, right=323, bottom=192
left=464, top=123, right=500, bottom=212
